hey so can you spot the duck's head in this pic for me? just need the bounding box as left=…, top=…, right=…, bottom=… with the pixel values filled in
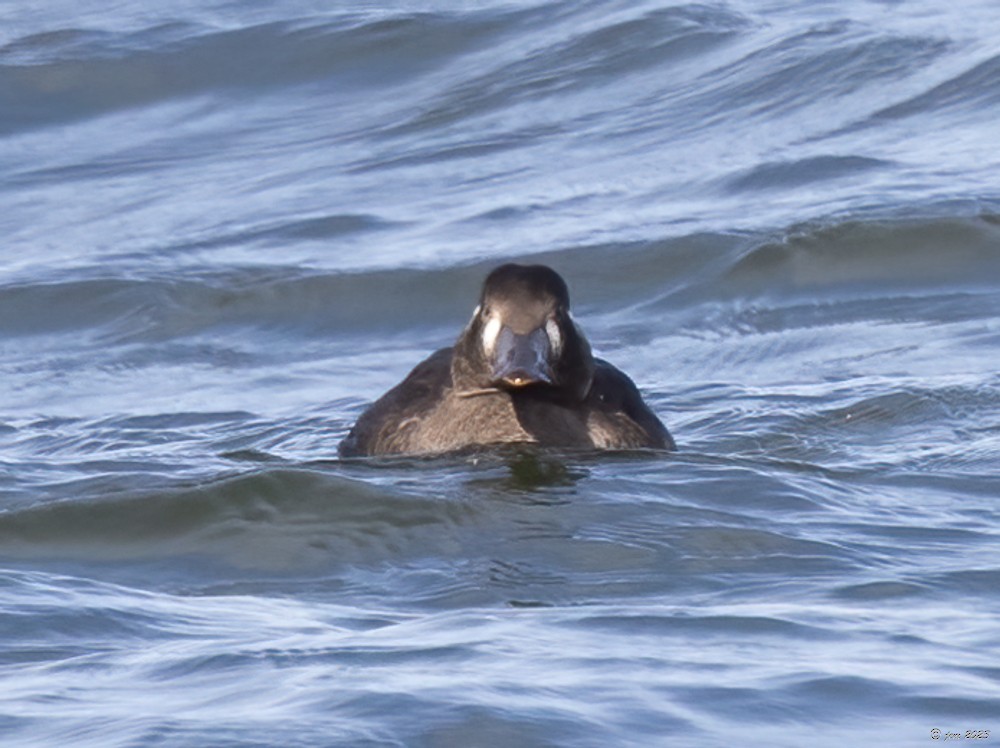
left=453, top=264, right=594, bottom=401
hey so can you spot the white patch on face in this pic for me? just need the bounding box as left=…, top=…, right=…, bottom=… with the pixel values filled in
left=462, top=306, right=482, bottom=337
left=481, top=314, right=503, bottom=355
left=545, top=318, right=562, bottom=356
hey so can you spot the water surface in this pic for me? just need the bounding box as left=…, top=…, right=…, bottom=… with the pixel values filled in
left=2, top=1, right=1000, bottom=746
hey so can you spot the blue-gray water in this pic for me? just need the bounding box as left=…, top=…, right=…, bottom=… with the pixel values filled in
left=2, top=1, right=1000, bottom=746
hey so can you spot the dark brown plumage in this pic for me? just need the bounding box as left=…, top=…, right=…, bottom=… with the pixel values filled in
left=339, top=264, right=674, bottom=457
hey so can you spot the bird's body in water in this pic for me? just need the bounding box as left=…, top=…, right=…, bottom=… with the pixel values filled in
left=339, top=264, right=674, bottom=457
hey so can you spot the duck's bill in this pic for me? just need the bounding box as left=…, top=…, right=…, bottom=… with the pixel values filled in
left=491, top=326, right=554, bottom=388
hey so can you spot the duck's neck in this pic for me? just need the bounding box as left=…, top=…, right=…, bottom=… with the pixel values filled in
left=451, top=330, right=495, bottom=392
left=554, top=323, right=595, bottom=402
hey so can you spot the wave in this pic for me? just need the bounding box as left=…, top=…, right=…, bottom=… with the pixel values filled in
left=849, top=51, right=1000, bottom=131
left=690, top=213, right=1000, bottom=303
left=2, top=213, right=997, bottom=342
left=666, top=22, right=950, bottom=135
left=724, top=155, right=892, bottom=193
left=0, top=8, right=540, bottom=135
left=0, top=1, right=976, bottom=148
left=0, top=467, right=479, bottom=570
left=374, top=4, right=750, bottom=140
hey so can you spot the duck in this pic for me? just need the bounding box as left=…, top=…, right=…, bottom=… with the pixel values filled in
left=338, top=263, right=675, bottom=457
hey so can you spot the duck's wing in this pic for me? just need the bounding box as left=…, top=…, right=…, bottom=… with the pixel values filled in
left=338, top=347, right=454, bottom=457
left=590, top=358, right=675, bottom=450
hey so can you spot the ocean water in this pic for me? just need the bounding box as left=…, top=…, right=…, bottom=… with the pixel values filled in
left=2, top=0, right=1000, bottom=746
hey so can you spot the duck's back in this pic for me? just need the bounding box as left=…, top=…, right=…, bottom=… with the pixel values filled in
left=338, top=348, right=454, bottom=457
left=583, top=359, right=675, bottom=450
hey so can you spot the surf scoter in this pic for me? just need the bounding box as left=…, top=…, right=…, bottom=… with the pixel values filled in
left=339, top=264, right=674, bottom=456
